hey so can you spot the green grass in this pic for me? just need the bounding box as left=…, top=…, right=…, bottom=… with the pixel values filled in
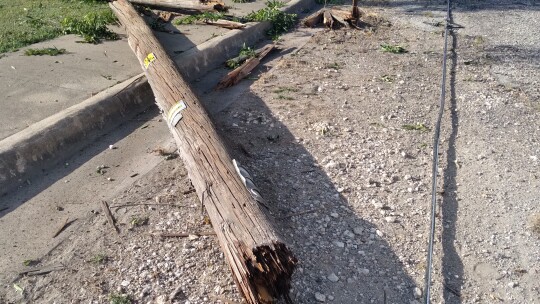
left=25, top=47, right=66, bottom=56
left=244, top=1, right=297, bottom=40
left=273, top=86, right=299, bottom=94
left=226, top=43, right=256, bottom=69
left=109, top=293, right=131, bottom=304
left=402, top=123, right=430, bottom=132
left=381, top=44, right=407, bottom=54
left=0, top=0, right=114, bottom=53
left=90, top=253, right=108, bottom=265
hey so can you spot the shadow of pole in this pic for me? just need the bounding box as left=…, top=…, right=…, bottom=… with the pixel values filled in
left=441, top=7, right=464, bottom=304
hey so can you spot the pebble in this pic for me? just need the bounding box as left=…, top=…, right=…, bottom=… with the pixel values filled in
left=385, top=216, right=397, bottom=223
left=343, top=230, right=355, bottom=238
left=413, top=287, right=422, bottom=299
left=508, top=282, right=518, bottom=288
left=333, top=241, right=345, bottom=248
left=330, top=212, right=339, bottom=218
left=315, top=292, right=326, bottom=302
left=327, top=273, right=339, bottom=282
left=328, top=295, right=335, bottom=301
left=359, top=268, right=370, bottom=275
left=376, top=230, right=384, bottom=237
left=372, top=202, right=385, bottom=209
left=353, top=227, right=364, bottom=235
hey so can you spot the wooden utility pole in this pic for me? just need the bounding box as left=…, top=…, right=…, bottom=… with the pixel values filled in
left=109, top=1, right=296, bottom=303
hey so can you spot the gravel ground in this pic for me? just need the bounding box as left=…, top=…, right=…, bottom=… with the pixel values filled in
left=1, top=1, right=539, bottom=303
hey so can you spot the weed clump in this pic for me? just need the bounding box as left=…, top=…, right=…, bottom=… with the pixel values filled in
left=226, top=43, right=257, bottom=69
left=61, top=11, right=118, bottom=43
left=402, top=123, right=430, bottom=132
left=381, top=43, right=407, bottom=54
left=244, top=1, right=296, bottom=40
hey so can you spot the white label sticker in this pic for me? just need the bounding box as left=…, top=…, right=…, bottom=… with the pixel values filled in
left=167, top=101, right=186, bottom=127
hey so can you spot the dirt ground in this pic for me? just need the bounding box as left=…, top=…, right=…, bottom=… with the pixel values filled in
left=1, top=1, right=539, bottom=303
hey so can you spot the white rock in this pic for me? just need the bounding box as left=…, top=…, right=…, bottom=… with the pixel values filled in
left=328, top=295, right=334, bottom=301
left=385, top=216, right=397, bottom=223
left=413, top=287, right=422, bottom=299
left=120, top=280, right=130, bottom=287
left=333, top=241, right=345, bottom=248
left=327, top=273, right=339, bottom=282
left=376, top=230, right=384, bottom=237
left=343, top=230, right=355, bottom=238
left=315, top=292, right=326, bottom=302
left=359, top=268, right=369, bottom=275
left=372, top=202, right=385, bottom=209
left=508, top=282, right=518, bottom=288
left=156, top=295, right=167, bottom=304
left=353, top=227, right=364, bottom=235
left=330, top=212, right=339, bottom=218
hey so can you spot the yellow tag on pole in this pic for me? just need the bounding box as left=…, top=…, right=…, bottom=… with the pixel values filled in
left=143, top=53, right=156, bottom=69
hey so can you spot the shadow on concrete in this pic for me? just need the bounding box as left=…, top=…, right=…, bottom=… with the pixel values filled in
left=0, top=107, right=158, bottom=219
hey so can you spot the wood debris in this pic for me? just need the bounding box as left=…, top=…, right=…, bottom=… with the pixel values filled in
left=52, top=218, right=77, bottom=238
left=303, top=0, right=363, bottom=29
left=101, top=200, right=119, bottom=234
left=216, top=44, right=275, bottom=89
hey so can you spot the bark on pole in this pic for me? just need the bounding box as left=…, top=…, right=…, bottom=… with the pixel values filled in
left=129, top=0, right=225, bottom=11
left=109, top=1, right=296, bottom=303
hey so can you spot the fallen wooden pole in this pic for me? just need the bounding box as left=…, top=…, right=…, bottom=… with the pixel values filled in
left=129, top=0, right=225, bottom=12
left=109, top=1, right=296, bottom=303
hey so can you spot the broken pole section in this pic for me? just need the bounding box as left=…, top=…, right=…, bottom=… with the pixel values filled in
left=129, top=0, right=225, bottom=12
left=109, top=1, right=297, bottom=303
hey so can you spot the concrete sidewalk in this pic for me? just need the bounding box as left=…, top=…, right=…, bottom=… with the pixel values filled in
left=0, top=0, right=315, bottom=195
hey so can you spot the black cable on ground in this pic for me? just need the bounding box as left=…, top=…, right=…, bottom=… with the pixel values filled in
left=423, top=0, right=452, bottom=303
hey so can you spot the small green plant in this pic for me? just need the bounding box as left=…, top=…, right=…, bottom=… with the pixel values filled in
left=90, top=254, right=108, bottom=265
left=381, top=44, right=407, bottom=54
left=109, top=293, right=131, bottom=304
left=402, top=123, right=430, bottom=132
left=61, top=11, right=118, bottom=43
left=22, top=259, right=38, bottom=266
left=277, top=95, right=294, bottom=100
left=273, top=86, right=299, bottom=94
left=244, top=1, right=297, bottom=40
left=130, top=216, right=149, bottom=227
left=24, top=47, right=66, bottom=56
left=226, top=43, right=257, bottom=69
left=174, top=12, right=224, bottom=25
left=380, top=75, right=394, bottom=83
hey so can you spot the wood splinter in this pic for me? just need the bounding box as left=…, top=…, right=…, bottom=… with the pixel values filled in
left=303, top=0, right=363, bottom=29
left=216, top=44, right=275, bottom=89
left=109, top=1, right=297, bottom=303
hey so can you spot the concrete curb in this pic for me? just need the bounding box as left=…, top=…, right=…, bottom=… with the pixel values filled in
left=0, top=0, right=315, bottom=195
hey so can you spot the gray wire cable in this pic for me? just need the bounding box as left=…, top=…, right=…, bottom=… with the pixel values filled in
left=423, top=0, right=452, bottom=303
